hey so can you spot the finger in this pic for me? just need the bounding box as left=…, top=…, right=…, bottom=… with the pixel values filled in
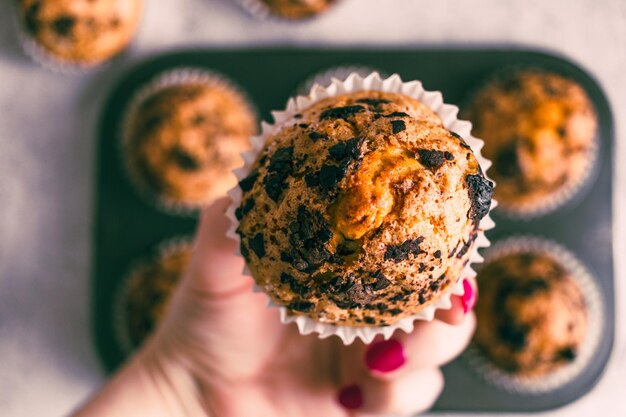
left=435, top=277, right=477, bottom=325
left=337, top=368, right=444, bottom=416
left=186, top=197, right=252, bottom=296
left=360, top=313, right=475, bottom=379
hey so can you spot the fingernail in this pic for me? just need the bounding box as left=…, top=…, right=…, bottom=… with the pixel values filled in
left=365, top=338, right=406, bottom=373
left=461, top=279, right=476, bottom=314
left=338, top=384, right=363, bottom=410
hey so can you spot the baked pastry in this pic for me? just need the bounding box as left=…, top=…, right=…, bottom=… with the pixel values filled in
left=125, top=81, right=257, bottom=209
left=236, top=91, right=493, bottom=326
left=463, top=69, right=597, bottom=213
left=474, top=252, right=588, bottom=377
left=121, top=243, right=191, bottom=348
left=18, top=0, right=143, bottom=65
left=259, top=0, right=337, bottom=20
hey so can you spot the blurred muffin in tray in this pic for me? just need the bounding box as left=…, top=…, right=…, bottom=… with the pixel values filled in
left=17, top=0, right=143, bottom=68
left=463, top=69, right=598, bottom=217
left=122, top=69, right=257, bottom=214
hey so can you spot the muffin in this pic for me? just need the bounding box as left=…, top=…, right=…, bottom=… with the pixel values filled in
left=124, top=76, right=257, bottom=211
left=236, top=91, right=493, bottom=327
left=464, top=69, right=598, bottom=216
left=474, top=251, right=588, bottom=377
left=118, top=241, right=192, bottom=350
left=257, top=0, right=337, bottom=20
left=17, top=0, right=143, bottom=66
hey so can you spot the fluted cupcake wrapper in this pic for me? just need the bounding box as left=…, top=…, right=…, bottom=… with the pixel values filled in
left=119, top=67, right=257, bottom=217
left=296, top=66, right=386, bottom=97
left=113, top=236, right=194, bottom=356
left=463, top=236, right=604, bottom=394
left=226, top=71, right=497, bottom=345
left=233, top=0, right=342, bottom=23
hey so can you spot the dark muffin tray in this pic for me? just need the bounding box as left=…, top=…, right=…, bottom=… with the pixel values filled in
left=93, top=48, right=614, bottom=413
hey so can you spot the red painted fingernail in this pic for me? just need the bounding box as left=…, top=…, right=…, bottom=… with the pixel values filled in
left=338, top=384, right=363, bottom=410
left=461, top=279, right=476, bottom=314
left=365, top=338, right=406, bottom=373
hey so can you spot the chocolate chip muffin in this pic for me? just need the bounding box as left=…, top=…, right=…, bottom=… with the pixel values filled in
left=259, top=0, right=337, bottom=20
left=120, top=243, right=191, bottom=349
left=18, top=0, right=143, bottom=65
left=463, top=69, right=597, bottom=214
left=236, top=91, right=493, bottom=326
left=474, top=252, right=588, bottom=377
left=125, top=80, right=257, bottom=210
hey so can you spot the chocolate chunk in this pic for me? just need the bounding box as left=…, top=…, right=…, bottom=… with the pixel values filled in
left=241, top=198, right=255, bottom=215
left=280, top=273, right=310, bottom=296
left=495, top=142, right=521, bottom=178
left=558, top=347, right=577, bottom=362
left=318, top=164, right=345, bottom=189
left=328, top=137, right=363, bottom=161
left=376, top=303, right=388, bottom=312
left=456, top=233, right=477, bottom=259
left=52, top=16, right=76, bottom=37
left=417, top=149, right=446, bottom=169
left=384, top=112, right=410, bottom=118
left=308, top=131, right=328, bottom=141
left=418, top=293, right=427, bottom=304
left=450, top=131, right=471, bottom=149
left=293, top=113, right=302, bottom=119
left=391, top=120, right=406, bottom=134
left=466, top=174, right=494, bottom=221
left=170, top=147, right=200, bottom=171
left=298, top=123, right=309, bottom=128
left=304, top=172, right=319, bottom=187
left=356, top=98, right=391, bottom=106
left=239, top=172, right=259, bottom=192
left=498, top=321, right=528, bottom=350
left=363, top=316, right=376, bottom=324
left=288, top=301, right=315, bottom=313
left=25, top=2, right=41, bottom=34
left=434, top=250, right=442, bottom=259
left=388, top=308, right=403, bottom=316
left=418, top=263, right=427, bottom=273
left=239, top=242, right=249, bottom=260
left=320, top=105, right=365, bottom=120
left=280, top=251, right=310, bottom=272
left=268, top=146, right=294, bottom=174
left=347, top=283, right=374, bottom=305
left=288, top=206, right=333, bottom=270
left=370, top=271, right=390, bottom=291
left=248, top=233, right=265, bottom=259
left=389, top=292, right=409, bottom=302
left=444, top=151, right=455, bottom=161
left=384, top=237, right=425, bottom=262
left=263, top=173, right=284, bottom=202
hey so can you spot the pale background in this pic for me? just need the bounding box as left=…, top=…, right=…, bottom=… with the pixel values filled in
left=0, top=0, right=624, bottom=416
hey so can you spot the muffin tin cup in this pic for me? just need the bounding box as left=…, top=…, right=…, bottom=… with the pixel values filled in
left=226, top=71, right=497, bottom=345
left=12, top=3, right=141, bottom=75
left=234, top=0, right=341, bottom=23
left=462, top=67, right=601, bottom=220
left=296, top=65, right=385, bottom=96
left=463, top=236, right=604, bottom=394
left=112, top=236, right=193, bottom=355
left=119, top=67, right=257, bottom=217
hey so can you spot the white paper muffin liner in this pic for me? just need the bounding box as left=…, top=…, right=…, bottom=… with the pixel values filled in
left=12, top=2, right=140, bottom=75
left=462, top=66, right=601, bottom=220
left=119, top=67, right=258, bottom=217
left=113, top=236, right=193, bottom=356
left=234, top=0, right=341, bottom=23
left=226, top=71, right=497, bottom=344
left=296, top=66, right=386, bottom=96
left=464, top=236, right=604, bottom=394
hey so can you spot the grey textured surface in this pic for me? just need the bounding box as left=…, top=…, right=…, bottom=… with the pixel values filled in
left=0, top=0, right=624, bottom=416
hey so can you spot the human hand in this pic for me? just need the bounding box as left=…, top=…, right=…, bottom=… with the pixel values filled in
left=74, top=197, right=477, bottom=417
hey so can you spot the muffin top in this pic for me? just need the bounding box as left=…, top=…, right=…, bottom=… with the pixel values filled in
left=474, top=252, right=588, bottom=377
left=260, top=0, right=337, bottom=20
left=236, top=91, right=493, bottom=326
left=464, top=70, right=597, bottom=211
left=122, top=243, right=191, bottom=348
left=126, top=82, right=257, bottom=208
left=19, top=0, right=143, bottom=65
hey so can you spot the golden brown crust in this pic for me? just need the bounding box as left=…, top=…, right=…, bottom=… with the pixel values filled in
left=464, top=69, right=597, bottom=211
left=260, top=0, right=337, bottom=20
left=126, top=82, right=257, bottom=207
left=19, top=0, right=143, bottom=65
left=122, top=244, right=191, bottom=348
left=237, top=91, right=493, bottom=326
left=474, top=252, right=588, bottom=377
